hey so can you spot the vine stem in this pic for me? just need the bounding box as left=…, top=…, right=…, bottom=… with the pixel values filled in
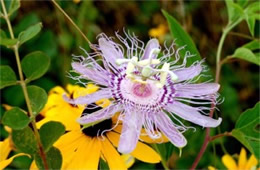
left=209, top=132, right=232, bottom=142
left=50, top=0, right=92, bottom=47
left=190, top=26, right=230, bottom=170
left=152, top=144, right=169, bottom=170
left=215, top=30, right=228, bottom=83
left=0, top=0, right=49, bottom=169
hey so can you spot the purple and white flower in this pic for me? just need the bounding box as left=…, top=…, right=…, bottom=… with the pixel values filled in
left=64, top=32, right=222, bottom=154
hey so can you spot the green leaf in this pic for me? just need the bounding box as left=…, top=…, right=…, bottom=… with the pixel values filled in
left=232, top=47, right=260, bottom=65
left=2, top=107, right=30, bottom=130
left=225, top=0, right=244, bottom=23
left=35, top=147, right=62, bottom=169
left=245, top=2, right=260, bottom=14
left=232, top=102, right=260, bottom=159
left=99, top=158, right=109, bottom=170
left=245, top=15, right=256, bottom=36
left=162, top=10, right=201, bottom=66
left=12, top=126, right=38, bottom=154
left=0, top=38, right=18, bottom=46
left=21, top=51, right=50, bottom=82
left=244, top=2, right=260, bottom=36
left=39, top=121, right=65, bottom=152
left=0, top=65, right=17, bottom=89
left=18, top=22, right=42, bottom=46
left=0, top=29, right=6, bottom=38
left=27, top=85, right=47, bottom=115
left=243, top=40, right=260, bottom=51
left=237, top=0, right=248, bottom=7
left=8, top=0, right=20, bottom=16
left=0, top=30, right=18, bottom=46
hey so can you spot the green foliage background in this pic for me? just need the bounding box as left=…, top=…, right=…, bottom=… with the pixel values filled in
left=0, top=0, right=259, bottom=169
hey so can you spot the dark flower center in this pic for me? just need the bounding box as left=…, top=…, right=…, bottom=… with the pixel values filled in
left=81, top=104, right=112, bottom=137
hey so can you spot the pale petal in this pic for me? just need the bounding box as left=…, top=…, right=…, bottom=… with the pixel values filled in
left=72, top=62, right=109, bottom=86
left=99, top=37, right=124, bottom=68
left=141, top=39, right=160, bottom=60
left=154, top=112, right=187, bottom=148
left=63, top=89, right=112, bottom=105
left=166, top=102, right=222, bottom=127
left=77, top=104, right=122, bottom=125
left=175, top=83, right=220, bottom=98
left=174, top=63, right=202, bottom=82
left=118, top=110, right=143, bottom=153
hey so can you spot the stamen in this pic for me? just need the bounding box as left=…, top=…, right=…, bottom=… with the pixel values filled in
left=115, top=47, right=177, bottom=87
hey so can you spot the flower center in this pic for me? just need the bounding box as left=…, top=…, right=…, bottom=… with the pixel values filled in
left=132, top=83, right=152, bottom=97
left=81, top=104, right=112, bottom=137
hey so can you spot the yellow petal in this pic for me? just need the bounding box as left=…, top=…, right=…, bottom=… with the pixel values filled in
left=30, top=160, right=37, bottom=170
left=113, top=124, right=122, bottom=133
left=65, top=136, right=101, bottom=169
left=114, top=125, right=169, bottom=144
left=107, top=131, right=160, bottom=163
left=2, top=104, right=12, bottom=111
left=208, top=166, right=216, bottom=170
left=131, top=141, right=161, bottom=163
left=83, top=138, right=101, bottom=169
left=41, top=86, right=66, bottom=116
left=96, top=98, right=111, bottom=108
left=139, top=128, right=169, bottom=143
left=55, top=131, right=84, bottom=167
left=101, top=136, right=127, bottom=170
left=245, top=154, right=258, bottom=169
left=54, top=131, right=83, bottom=152
left=0, top=138, right=12, bottom=161
left=0, top=153, right=29, bottom=169
left=70, top=84, right=99, bottom=99
left=4, top=126, right=12, bottom=134
left=37, top=106, right=82, bottom=131
left=238, top=147, right=247, bottom=169
left=121, top=154, right=135, bottom=168
left=222, top=155, right=238, bottom=170
left=64, top=135, right=89, bottom=169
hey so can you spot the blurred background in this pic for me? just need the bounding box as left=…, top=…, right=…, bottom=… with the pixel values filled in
left=1, top=0, right=259, bottom=169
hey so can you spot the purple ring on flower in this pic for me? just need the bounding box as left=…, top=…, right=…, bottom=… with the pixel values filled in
left=64, top=31, right=222, bottom=154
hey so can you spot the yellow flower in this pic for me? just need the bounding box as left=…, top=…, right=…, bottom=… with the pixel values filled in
left=73, top=0, right=81, bottom=4
left=32, top=84, right=163, bottom=169
left=148, top=24, right=168, bottom=43
left=0, top=128, right=29, bottom=169
left=222, top=148, right=258, bottom=170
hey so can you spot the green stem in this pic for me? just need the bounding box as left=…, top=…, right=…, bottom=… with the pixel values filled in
left=215, top=18, right=243, bottom=82
left=0, top=0, right=48, bottom=169
left=215, top=30, right=228, bottom=83
left=152, top=144, right=169, bottom=170
left=229, top=31, right=257, bottom=40
left=209, top=132, right=232, bottom=142
left=51, top=0, right=92, bottom=47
